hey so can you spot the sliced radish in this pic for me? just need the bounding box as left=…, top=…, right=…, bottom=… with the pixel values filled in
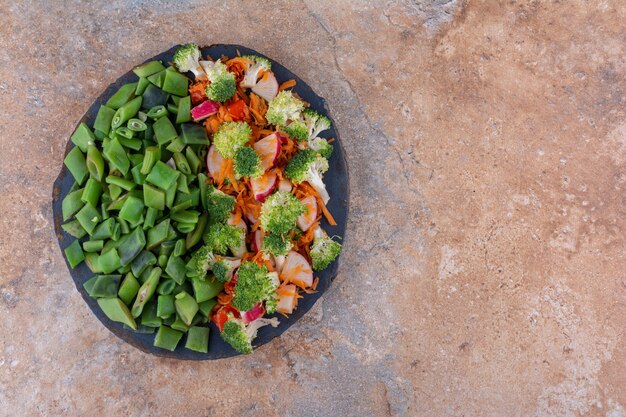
left=199, top=60, right=214, bottom=74
left=227, top=213, right=248, bottom=233
left=245, top=211, right=258, bottom=225
left=253, top=134, right=280, bottom=172
left=273, top=255, right=286, bottom=274
left=250, top=170, right=277, bottom=202
left=278, top=179, right=292, bottom=193
left=206, top=145, right=227, bottom=182
left=227, top=214, right=247, bottom=257
left=297, top=195, right=318, bottom=232
left=251, top=71, right=278, bottom=101
left=276, top=284, right=298, bottom=314
left=240, top=303, right=265, bottom=324
left=252, top=229, right=264, bottom=253
left=190, top=99, right=219, bottom=121
left=280, top=251, right=313, bottom=289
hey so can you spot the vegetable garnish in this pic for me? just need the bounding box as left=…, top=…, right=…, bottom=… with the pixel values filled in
left=62, top=44, right=342, bottom=355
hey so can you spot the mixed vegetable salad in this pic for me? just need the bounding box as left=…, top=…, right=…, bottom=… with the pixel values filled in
left=61, top=44, right=342, bottom=354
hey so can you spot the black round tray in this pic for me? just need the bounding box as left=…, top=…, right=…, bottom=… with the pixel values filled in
left=52, top=44, right=349, bottom=359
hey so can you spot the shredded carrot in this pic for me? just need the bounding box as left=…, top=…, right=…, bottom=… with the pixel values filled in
left=278, top=79, right=296, bottom=91
left=218, top=293, right=233, bottom=305
left=316, top=196, right=337, bottom=226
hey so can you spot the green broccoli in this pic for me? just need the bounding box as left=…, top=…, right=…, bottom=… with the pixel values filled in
left=234, top=146, right=263, bottom=179
left=240, top=55, right=272, bottom=88
left=284, top=149, right=330, bottom=204
left=172, top=43, right=206, bottom=80
left=310, top=226, right=342, bottom=271
left=308, top=136, right=333, bottom=159
left=302, top=109, right=331, bottom=140
left=282, top=120, right=308, bottom=142
left=185, top=244, right=215, bottom=278
left=220, top=314, right=279, bottom=354
left=212, top=257, right=241, bottom=283
left=261, top=233, right=293, bottom=258
left=259, top=191, right=306, bottom=234
left=266, top=90, right=304, bottom=126
left=213, top=121, right=252, bottom=159
left=206, top=186, right=236, bottom=224
left=203, top=223, right=245, bottom=255
left=232, top=261, right=279, bottom=313
left=205, top=60, right=236, bottom=102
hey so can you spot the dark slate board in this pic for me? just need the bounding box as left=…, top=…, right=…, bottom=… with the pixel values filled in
left=52, top=44, right=349, bottom=360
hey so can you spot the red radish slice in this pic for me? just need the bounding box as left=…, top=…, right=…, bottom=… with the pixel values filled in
left=251, top=71, right=278, bottom=101
left=245, top=212, right=258, bottom=225
left=281, top=251, right=313, bottom=289
left=250, top=170, right=277, bottom=202
left=206, top=145, right=227, bottom=182
left=276, top=284, right=298, bottom=314
left=240, top=303, right=265, bottom=324
left=252, top=229, right=264, bottom=253
left=190, top=99, right=219, bottom=121
left=253, top=134, right=280, bottom=172
left=297, top=196, right=318, bottom=232
left=278, top=179, right=292, bottom=193
left=227, top=214, right=248, bottom=232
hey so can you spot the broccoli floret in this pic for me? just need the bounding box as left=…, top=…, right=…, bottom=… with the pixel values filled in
left=185, top=244, right=215, bottom=278
left=220, top=315, right=279, bottom=354
left=282, top=120, right=308, bottom=142
left=266, top=90, right=304, bottom=126
left=240, top=55, right=272, bottom=88
left=232, top=261, right=279, bottom=313
left=261, top=233, right=293, bottom=258
left=308, top=136, right=333, bottom=159
left=173, top=43, right=206, bottom=80
left=206, top=186, right=236, bottom=224
left=310, top=226, right=342, bottom=271
left=284, top=149, right=330, bottom=204
left=234, top=146, right=263, bottom=179
left=213, top=121, right=252, bottom=159
left=259, top=191, right=306, bottom=234
left=203, top=223, right=245, bottom=255
left=212, top=257, right=241, bottom=283
left=205, top=60, right=236, bottom=102
left=302, top=109, right=331, bottom=140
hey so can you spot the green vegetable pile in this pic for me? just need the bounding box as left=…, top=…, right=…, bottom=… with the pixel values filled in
left=61, top=59, right=215, bottom=353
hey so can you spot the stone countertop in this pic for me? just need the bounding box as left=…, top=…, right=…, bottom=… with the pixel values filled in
left=0, top=1, right=624, bottom=416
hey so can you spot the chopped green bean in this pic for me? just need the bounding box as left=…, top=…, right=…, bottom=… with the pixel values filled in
left=157, top=295, right=176, bottom=318
left=130, top=250, right=157, bottom=277
left=82, top=239, right=104, bottom=253
left=84, top=252, right=102, bottom=273
left=64, top=240, right=85, bottom=268
left=86, top=275, right=121, bottom=298
left=118, top=272, right=140, bottom=305
left=133, top=60, right=166, bottom=78
left=153, top=325, right=182, bottom=351
left=106, top=82, right=138, bottom=110
left=135, top=77, right=150, bottom=95
left=99, top=248, right=121, bottom=274
left=157, top=278, right=176, bottom=295
left=185, top=146, right=202, bottom=174
left=162, top=67, right=189, bottom=97
left=141, top=301, right=162, bottom=328
left=147, top=69, right=167, bottom=88
left=145, top=161, right=179, bottom=190
left=165, top=137, right=186, bottom=153
left=198, top=299, right=217, bottom=318
left=64, top=146, right=89, bottom=185
left=75, top=203, right=101, bottom=235
left=146, top=105, right=168, bottom=119
left=103, top=137, right=130, bottom=175
left=174, top=291, right=198, bottom=326
left=146, top=218, right=170, bottom=250
left=165, top=255, right=187, bottom=285
left=143, top=207, right=159, bottom=230
left=131, top=267, right=162, bottom=318
left=71, top=122, right=95, bottom=152
left=142, top=84, right=170, bottom=109
left=170, top=210, right=199, bottom=224
left=170, top=315, right=190, bottom=333
left=97, top=297, right=137, bottom=330
left=62, top=219, right=87, bottom=238
left=105, top=175, right=135, bottom=191
left=185, top=326, right=209, bottom=353
left=86, top=145, right=105, bottom=182
left=62, top=188, right=85, bottom=221
left=143, top=184, right=165, bottom=210
left=81, top=178, right=102, bottom=207
left=117, top=226, right=146, bottom=266
left=118, top=196, right=144, bottom=225
left=172, top=152, right=191, bottom=174
left=93, top=105, right=116, bottom=135
left=176, top=96, right=191, bottom=124
left=92, top=217, right=116, bottom=240
left=152, top=115, right=177, bottom=145
left=127, top=118, right=147, bottom=132
left=179, top=123, right=209, bottom=145
left=111, top=96, right=142, bottom=129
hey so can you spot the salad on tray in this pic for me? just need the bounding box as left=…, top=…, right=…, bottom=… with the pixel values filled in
left=62, top=43, right=342, bottom=354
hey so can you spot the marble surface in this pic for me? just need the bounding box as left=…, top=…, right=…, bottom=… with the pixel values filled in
left=0, top=1, right=624, bottom=416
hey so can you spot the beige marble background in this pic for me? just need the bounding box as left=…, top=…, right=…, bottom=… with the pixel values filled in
left=0, top=1, right=624, bottom=416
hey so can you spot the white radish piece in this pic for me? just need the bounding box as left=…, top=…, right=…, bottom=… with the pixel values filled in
left=251, top=71, right=278, bottom=101
left=280, top=251, right=313, bottom=289
left=253, top=134, right=280, bottom=172
left=250, top=170, right=277, bottom=202
left=297, top=195, right=318, bottom=232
